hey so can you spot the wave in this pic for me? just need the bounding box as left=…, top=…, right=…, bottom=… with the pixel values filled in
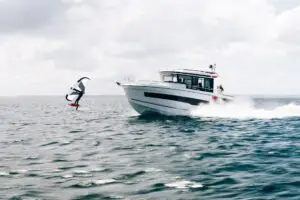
left=191, top=97, right=300, bottom=119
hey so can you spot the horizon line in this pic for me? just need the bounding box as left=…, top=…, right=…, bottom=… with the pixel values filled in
left=1, top=94, right=300, bottom=98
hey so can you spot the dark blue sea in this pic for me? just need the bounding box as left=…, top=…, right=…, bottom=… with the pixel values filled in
left=0, top=96, right=299, bottom=200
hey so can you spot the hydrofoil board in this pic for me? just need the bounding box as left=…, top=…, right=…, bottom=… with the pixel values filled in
left=68, top=103, right=80, bottom=107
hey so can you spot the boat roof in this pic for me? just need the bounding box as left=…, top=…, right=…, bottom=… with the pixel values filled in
left=160, top=69, right=218, bottom=78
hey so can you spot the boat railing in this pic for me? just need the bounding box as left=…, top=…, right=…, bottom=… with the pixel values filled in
left=137, top=80, right=162, bottom=84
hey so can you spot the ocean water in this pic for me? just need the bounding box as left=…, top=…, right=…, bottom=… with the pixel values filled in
left=0, top=96, right=299, bottom=200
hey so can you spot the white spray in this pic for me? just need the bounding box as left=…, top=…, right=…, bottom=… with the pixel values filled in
left=191, top=97, right=300, bottom=119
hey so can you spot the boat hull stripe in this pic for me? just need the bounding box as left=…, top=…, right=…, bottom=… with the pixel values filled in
left=144, top=92, right=209, bottom=105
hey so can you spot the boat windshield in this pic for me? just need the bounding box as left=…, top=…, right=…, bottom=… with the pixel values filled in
left=161, top=73, right=214, bottom=93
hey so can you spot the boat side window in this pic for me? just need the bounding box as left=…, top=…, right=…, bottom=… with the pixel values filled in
left=162, top=75, right=173, bottom=82
left=176, top=75, right=182, bottom=84
left=177, top=75, right=184, bottom=83
left=184, top=78, right=192, bottom=89
left=162, top=73, right=214, bottom=92
left=172, top=75, right=178, bottom=82
left=204, top=78, right=214, bottom=93
left=191, top=77, right=198, bottom=90
left=177, top=75, right=192, bottom=89
left=198, top=78, right=204, bottom=91
left=162, top=74, right=179, bottom=83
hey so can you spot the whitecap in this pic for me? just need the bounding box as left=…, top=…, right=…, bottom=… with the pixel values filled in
left=92, top=179, right=116, bottom=185
left=60, top=141, right=71, bottom=145
left=62, top=174, right=73, bottom=178
left=166, top=180, right=203, bottom=189
left=73, top=170, right=90, bottom=174
left=17, top=169, right=29, bottom=173
left=90, top=168, right=106, bottom=172
left=0, top=171, right=9, bottom=176
left=145, top=168, right=163, bottom=173
left=25, top=155, right=39, bottom=160
left=183, top=152, right=197, bottom=159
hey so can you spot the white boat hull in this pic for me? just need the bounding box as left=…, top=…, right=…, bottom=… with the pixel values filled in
left=128, top=100, right=188, bottom=116
left=121, top=82, right=232, bottom=116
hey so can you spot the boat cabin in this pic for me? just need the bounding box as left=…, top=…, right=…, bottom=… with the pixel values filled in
left=159, top=69, right=218, bottom=93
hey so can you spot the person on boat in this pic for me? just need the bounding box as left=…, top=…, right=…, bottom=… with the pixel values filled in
left=209, top=64, right=216, bottom=71
left=216, top=85, right=223, bottom=94
left=198, top=82, right=203, bottom=91
left=218, top=85, right=224, bottom=93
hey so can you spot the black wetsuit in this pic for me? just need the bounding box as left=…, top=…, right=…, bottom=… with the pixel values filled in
left=75, top=91, right=84, bottom=104
left=74, top=81, right=86, bottom=110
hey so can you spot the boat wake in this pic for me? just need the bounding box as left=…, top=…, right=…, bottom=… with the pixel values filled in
left=191, top=97, right=300, bottom=119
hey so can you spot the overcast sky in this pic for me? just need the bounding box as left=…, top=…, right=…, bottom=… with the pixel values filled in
left=0, top=0, right=300, bottom=96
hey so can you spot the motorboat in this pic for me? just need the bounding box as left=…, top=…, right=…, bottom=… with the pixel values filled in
left=116, top=65, right=234, bottom=116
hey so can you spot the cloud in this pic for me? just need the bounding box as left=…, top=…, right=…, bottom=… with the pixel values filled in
left=269, top=0, right=300, bottom=13
left=276, top=6, right=300, bottom=44
left=0, top=0, right=300, bottom=95
left=0, top=0, right=67, bottom=33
